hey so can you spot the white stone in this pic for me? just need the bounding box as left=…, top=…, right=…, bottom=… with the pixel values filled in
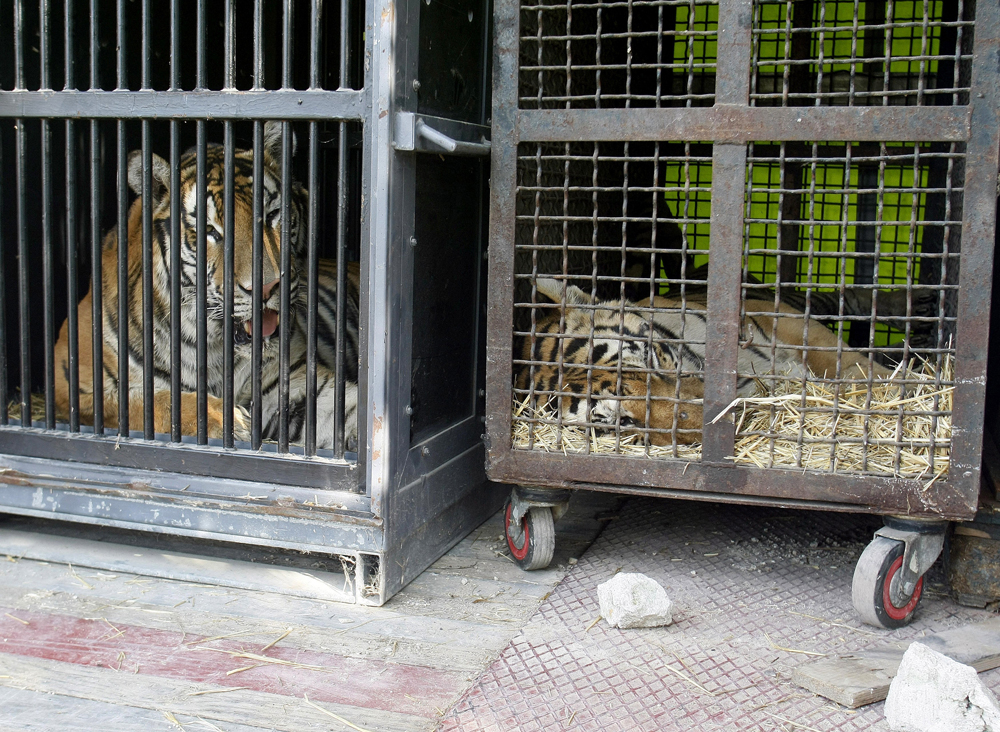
left=885, top=642, right=1000, bottom=732
left=597, top=573, right=673, bottom=629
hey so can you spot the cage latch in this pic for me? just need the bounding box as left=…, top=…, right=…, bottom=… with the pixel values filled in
left=394, top=112, right=491, bottom=156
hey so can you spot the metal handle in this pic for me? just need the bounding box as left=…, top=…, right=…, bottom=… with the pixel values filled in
left=394, top=112, right=492, bottom=157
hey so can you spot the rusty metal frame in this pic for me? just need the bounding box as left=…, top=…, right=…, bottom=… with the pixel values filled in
left=485, top=0, right=1000, bottom=520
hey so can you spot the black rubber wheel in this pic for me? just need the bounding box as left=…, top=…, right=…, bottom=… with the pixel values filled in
left=852, top=536, right=924, bottom=629
left=504, top=499, right=555, bottom=571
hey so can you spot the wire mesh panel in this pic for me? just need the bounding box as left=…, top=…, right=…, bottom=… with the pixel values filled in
left=512, top=140, right=712, bottom=456
left=520, top=0, right=719, bottom=108
left=734, top=140, right=962, bottom=481
left=0, top=0, right=367, bottom=489
left=750, top=0, right=975, bottom=107
left=487, top=0, right=1000, bottom=518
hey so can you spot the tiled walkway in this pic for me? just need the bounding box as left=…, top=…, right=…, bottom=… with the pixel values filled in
left=439, top=497, right=997, bottom=731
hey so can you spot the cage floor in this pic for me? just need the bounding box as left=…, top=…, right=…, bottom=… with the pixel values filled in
left=437, top=497, right=998, bottom=732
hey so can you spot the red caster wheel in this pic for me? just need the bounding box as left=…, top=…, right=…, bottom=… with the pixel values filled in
left=504, top=498, right=555, bottom=571
left=852, top=536, right=924, bottom=629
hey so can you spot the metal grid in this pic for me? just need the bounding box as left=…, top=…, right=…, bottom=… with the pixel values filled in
left=486, top=0, right=1000, bottom=520
left=737, top=139, right=962, bottom=479
left=512, top=140, right=713, bottom=454
left=750, top=0, right=975, bottom=107
left=519, top=0, right=719, bottom=109
left=0, top=0, right=366, bottom=487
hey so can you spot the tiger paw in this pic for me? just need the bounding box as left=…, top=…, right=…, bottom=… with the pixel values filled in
left=232, top=405, right=252, bottom=443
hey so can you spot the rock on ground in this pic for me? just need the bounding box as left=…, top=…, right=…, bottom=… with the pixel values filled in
left=885, top=642, right=1000, bottom=732
left=597, top=573, right=673, bottom=629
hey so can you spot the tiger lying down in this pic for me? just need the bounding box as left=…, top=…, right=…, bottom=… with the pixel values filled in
left=53, top=122, right=360, bottom=450
left=516, top=278, right=893, bottom=446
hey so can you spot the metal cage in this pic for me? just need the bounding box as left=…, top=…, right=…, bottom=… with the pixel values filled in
left=486, top=0, right=1000, bottom=522
left=0, top=0, right=499, bottom=605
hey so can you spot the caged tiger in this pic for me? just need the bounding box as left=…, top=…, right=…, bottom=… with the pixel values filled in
left=52, top=122, right=360, bottom=451
left=515, top=278, right=893, bottom=446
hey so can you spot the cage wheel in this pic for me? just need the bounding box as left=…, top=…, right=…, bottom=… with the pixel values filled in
left=504, top=500, right=555, bottom=571
left=852, top=535, right=924, bottom=629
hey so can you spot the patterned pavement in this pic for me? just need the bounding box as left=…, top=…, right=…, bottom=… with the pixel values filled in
left=438, top=497, right=998, bottom=731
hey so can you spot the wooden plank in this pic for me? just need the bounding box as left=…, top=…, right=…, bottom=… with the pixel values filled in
left=0, top=686, right=274, bottom=732
left=0, top=528, right=358, bottom=603
left=0, top=652, right=434, bottom=732
left=793, top=617, right=1000, bottom=708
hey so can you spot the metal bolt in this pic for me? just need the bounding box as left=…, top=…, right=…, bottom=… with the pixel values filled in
left=409, top=236, right=418, bottom=248
left=479, top=389, right=486, bottom=397
left=405, top=404, right=413, bottom=415
left=421, top=446, right=430, bottom=457
left=412, top=79, right=421, bottom=91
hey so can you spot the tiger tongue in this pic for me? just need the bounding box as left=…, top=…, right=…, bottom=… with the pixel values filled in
left=244, top=309, right=280, bottom=339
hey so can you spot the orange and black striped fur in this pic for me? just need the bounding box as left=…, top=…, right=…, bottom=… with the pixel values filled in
left=516, top=279, right=892, bottom=445
left=53, top=122, right=359, bottom=448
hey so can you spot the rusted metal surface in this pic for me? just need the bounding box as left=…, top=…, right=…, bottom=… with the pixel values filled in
left=950, top=528, right=1000, bottom=607
left=486, top=0, right=1000, bottom=519
left=516, top=106, right=971, bottom=144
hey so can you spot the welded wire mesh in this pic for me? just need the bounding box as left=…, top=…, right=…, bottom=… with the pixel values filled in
left=512, top=141, right=713, bottom=456
left=736, top=140, right=963, bottom=479
left=519, top=0, right=718, bottom=109
left=750, top=0, right=975, bottom=107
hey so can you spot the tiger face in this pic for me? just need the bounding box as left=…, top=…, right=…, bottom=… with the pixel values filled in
left=125, top=121, right=306, bottom=355
left=516, top=280, right=704, bottom=445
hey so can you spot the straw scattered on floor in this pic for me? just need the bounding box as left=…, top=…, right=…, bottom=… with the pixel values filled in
left=512, top=355, right=953, bottom=485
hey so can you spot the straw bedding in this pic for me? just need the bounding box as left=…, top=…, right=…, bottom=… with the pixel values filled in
left=512, top=355, right=953, bottom=484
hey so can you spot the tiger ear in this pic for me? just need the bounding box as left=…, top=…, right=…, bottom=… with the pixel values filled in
left=127, top=150, right=170, bottom=206
left=534, top=278, right=594, bottom=306
left=263, top=120, right=297, bottom=164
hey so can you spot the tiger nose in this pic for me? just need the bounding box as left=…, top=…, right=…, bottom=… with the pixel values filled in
left=260, top=278, right=280, bottom=301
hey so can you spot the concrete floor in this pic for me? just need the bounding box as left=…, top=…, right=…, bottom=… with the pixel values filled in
left=0, top=492, right=996, bottom=732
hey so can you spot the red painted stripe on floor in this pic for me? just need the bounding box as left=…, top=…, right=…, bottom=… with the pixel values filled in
left=0, top=607, right=459, bottom=718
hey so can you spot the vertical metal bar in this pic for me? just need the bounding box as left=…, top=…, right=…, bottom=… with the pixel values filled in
left=307, top=122, right=320, bottom=456
left=305, top=0, right=322, bottom=455
left=65, top=0, right=80, bottom=431
left=484, top=0, right=521, bottom=470
left=949, top=0, right=1000, bottom=506
left=195, top=123, right=208, bottom=444
left=14, top=0, right=24, bottom=90
left=116, top=0, right=129, bottom=436
left=703, top=0, right=752, bottom=462
left=89, top=0, right=104, bottom=434
left=251, top=121, right=264, bottom=449
left=116, top=120, right=129, bottom=436
left=223, top=123, right=235, bottom=447
left=40, top=0, right=55, bottom=428
left=195, top=0, right=208, bottom=443
left=42, top=125, right=55, bottom=428
left=222, top=0, right=235, bottom=447
left=141, top=0, right=153, bottom=438
left=169, top=0, right=181, bottom=440
left=16, top=121, right=31, bottom=427
left=279, top=125, right=292, bottom=452
left=334, top=0, right=350, bottom=457
left=90, top=121, right=104, bottom=433
left=250, top=0, right=264, bottom=449
left=277, top=2, right=294, bottom=451
left=65, top=118, right=79, bottom=431
left=13, top=2, right=29, bottom=425
left=0, top=134, right=7, bottom=426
